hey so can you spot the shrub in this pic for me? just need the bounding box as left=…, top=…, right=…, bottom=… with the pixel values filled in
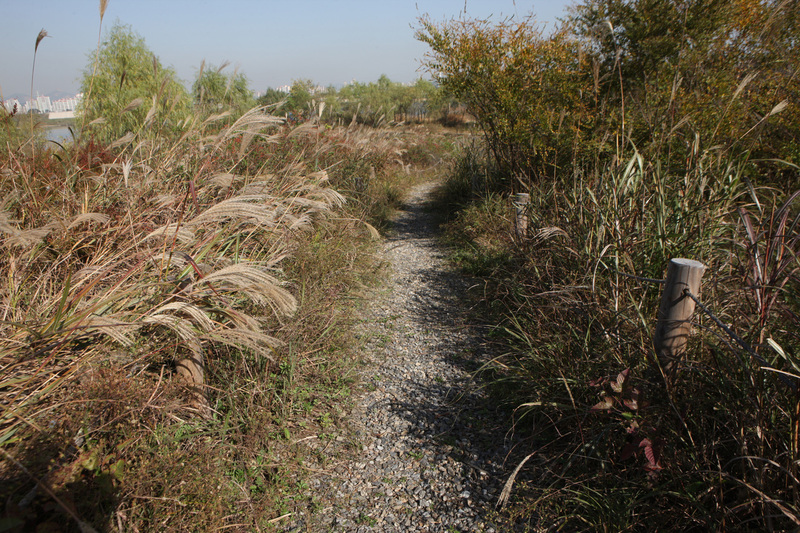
left=416, top=14, right=594, bottom=190
left=78, top=22, right=190, bottom=142
left=192, top=62, right=254, bottom=117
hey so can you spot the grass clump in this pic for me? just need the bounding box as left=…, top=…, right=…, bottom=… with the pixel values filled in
left=0, top=8, right=457, bottom=529
left=439, top=140, right=800, bottom=532
left=420, top=1, right=800, bottom=529
left=0, top=90, right=446, bottom=529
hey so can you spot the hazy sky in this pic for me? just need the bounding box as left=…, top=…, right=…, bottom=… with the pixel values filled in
left=1, top=0, right=574, bottom=99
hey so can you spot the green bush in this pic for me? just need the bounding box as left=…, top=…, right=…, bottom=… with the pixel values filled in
left=257, top=76, right=444, bottom=126
left=416, top=14, right=594, bottom=189
left=192, top=62, right=254, bottom=117
left=417, top=1, right=800, bottom=190
left=422, top=1, right=800, bottom=529
left=78, top=22, right=190, bottom=141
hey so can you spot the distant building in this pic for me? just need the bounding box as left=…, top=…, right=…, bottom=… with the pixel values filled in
left=5, top=92, right=82, bottom=116
left=36, top=95, right=52, bottom=113
left=51, top=93, right=82, bottom=112
left=1, top=98, right=21, bottom=114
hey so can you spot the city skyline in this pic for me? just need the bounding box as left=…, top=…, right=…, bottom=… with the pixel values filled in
left=1, top=92, right=83, bottom=116
left=1, top=0, right=573, bottom=99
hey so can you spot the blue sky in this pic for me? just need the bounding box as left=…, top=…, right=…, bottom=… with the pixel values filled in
left=1, top=0, right=574, bottom=99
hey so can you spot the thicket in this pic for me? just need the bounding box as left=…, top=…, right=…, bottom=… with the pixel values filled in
left=78, top=22, right=190, bottom=142
left=192, top=61, right=254, bottom=117
left=418, top=0, right=799, bottom=188
left=419, top=0, right=800, bottom=530
left=257, top=75, right=453, bottom=126
left=0, top=7, right=448, bottom=531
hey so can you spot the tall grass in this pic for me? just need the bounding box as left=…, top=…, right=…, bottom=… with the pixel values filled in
left=438, top=137, right=800, bottom=529
left=419, top=1, right=800, bottom=527
left=0, top=91, right=446, bottom=528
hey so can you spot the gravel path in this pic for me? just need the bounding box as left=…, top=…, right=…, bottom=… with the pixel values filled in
left=287, top=182, right=519, bottom=532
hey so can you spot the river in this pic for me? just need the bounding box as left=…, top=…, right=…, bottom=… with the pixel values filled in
left=45, top=126, right=74, bottom=143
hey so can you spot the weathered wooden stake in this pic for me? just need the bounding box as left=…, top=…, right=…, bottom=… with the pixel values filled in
left=176, top=352, right=209, bottom=416
left=653, top=258, right=705, bottom=380
left=513, top=193, right=530, bottom=241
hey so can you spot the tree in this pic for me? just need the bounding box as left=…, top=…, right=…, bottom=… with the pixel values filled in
left=78, top=22, right=190, bottom=141
left=285, top=79, right=315, bottom=120
left=568, top=0, right=800, bottom=167
left=409, top=78, right=441, bottom=121
left=416, top=14, right=591, bottom=188
left=256, top=87, right=287, bottom=109
left=192, top=62, right=253, bottom=116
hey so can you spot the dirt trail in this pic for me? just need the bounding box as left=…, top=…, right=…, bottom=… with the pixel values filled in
left=287, top=182, right=519, bottom=532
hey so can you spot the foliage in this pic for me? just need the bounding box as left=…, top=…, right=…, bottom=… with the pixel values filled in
left=424, top=0, right=800, bottom=529
left=257, top=75, right=444, bottom=126
left=439, top=139, right=800, bottom=530
left=0, top=106, right=26, bottom=151
left=256, top=87, right=287, bottom=108
left=0, top=78, right=451, bottom=530
left=416, top=15, right=592, bottom=190
left=77, top=22, right=190, bottom=141
left=336, top=75, right=440, bottom=126
left=192, top=62, right=254, bottom=116
left=284, top=78, right=316, bottom=120
left=570, top=0, right=800, bottom=171
left=418, top=1, right=800, bottom=190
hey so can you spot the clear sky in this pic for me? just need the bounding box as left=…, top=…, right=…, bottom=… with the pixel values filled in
left=1, top=0, right=574, bottom=99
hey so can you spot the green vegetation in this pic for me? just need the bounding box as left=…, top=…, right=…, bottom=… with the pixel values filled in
left=0, top=8, right=452, bottom=531
left=192, top=61, right=254, bottom=116
left=419, top=1, right=800, bottom=530
left=257, top=74, right=450, bottom=126
left=15, top=0, right=800, bottom=529
left=78, top=22, right=190, bottom=141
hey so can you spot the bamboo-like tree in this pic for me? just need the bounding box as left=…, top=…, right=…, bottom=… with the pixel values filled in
left=77, top=22, right=189, bottom=141
left=192, top=62, right=253, bottom=116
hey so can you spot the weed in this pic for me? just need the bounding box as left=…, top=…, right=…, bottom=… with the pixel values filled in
left=0, top=82, right=456, bottom=529
left=434, top=112, right=800, bottom=531
left=356, top=513, right=377, bottom=526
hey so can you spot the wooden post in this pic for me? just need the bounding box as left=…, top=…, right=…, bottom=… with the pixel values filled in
left=513, top=193, right=530, bottom=241
left=653, top=258, right=705, bottom=380
left=176, top=352, right=209, bottom=416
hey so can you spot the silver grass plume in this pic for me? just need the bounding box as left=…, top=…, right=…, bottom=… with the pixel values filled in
left=144, top=223, right=196, bottom=245
left=148, top=302, right=218, bottom=332
left=84, top=315, right=136, bottom=347
left=141, top=314, right=203, bottom=355
left=194, top=264, right=297, bottom=316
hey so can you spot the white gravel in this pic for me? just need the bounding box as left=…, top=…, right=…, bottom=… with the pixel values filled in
left=285, top=182, right=521, bottom=532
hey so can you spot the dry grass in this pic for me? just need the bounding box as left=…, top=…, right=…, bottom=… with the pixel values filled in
left=437, top=142, right=800, bottom=531
left=0, top=98, right=451, bottom=529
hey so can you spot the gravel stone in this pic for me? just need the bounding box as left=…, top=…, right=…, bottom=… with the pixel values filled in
left=285, top=182, right=521, bottom=532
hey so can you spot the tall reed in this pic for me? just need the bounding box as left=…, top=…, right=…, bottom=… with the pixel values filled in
left=0, top=92, right=434, bottom=528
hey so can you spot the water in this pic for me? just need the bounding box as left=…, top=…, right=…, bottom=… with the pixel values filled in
left=45, top=126, right=74, bottom=143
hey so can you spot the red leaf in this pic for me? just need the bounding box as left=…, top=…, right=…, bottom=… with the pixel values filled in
left=641, top=439, right=661, bottom=469
left=611, top=368, right=630, bottom=392
left=588, top=377, right=606, bottom=387
left=591, top=395, right=614, bottom=411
